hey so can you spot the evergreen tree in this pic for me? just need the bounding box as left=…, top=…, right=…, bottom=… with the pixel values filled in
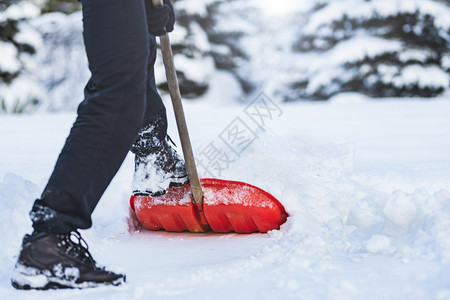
left=285, top=0, right=450, bottom=100
left=0, top=0, right=44, bottom=113
left=25, top=0, right=249, bottom=111
left=40, top=0, right=81, bottom=14
left=157, top=0, right=250, bottom=98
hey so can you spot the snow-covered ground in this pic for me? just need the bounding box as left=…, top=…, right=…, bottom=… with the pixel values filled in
left=1, top=94, right=450, bottom=299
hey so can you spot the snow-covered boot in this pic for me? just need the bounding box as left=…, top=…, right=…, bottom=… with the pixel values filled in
left=11, top=231, right=125, bottom=290
left=132, top=136, right=189, bottom=197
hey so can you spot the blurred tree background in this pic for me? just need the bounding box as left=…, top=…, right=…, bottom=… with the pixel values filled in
left=1, top=0, right=449, bottom=113
left=285, top=0, right=450, bottom=100
left=39, top=0, right=80, bottom=14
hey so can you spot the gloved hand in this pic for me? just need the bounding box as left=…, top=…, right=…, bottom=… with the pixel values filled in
left=146, top=0, right=175, bottom=36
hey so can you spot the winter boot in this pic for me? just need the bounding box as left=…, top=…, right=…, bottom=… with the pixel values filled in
left=132, top=136, right=189, bottom=197
left=11, top=231, right=125, bottom=290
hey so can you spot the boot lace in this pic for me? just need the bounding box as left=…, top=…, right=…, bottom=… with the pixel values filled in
left=166, top=135, right=178, bottom=148
left=57, top=231, right=96, bottom=267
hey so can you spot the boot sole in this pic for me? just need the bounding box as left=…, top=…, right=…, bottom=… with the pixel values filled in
left=134, top=175, right=189, bottom=197
left=11, top=264, right=125, bottom=290
left=12, top=278, right=125, bottom=290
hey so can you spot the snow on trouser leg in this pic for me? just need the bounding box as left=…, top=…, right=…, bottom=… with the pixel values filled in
left=132, top=136, right=189, bottom=197
left=11, top=232, right=125, bottom=290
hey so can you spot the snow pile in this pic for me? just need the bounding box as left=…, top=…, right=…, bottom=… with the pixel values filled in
left=225, top=133, right=450, bottom=261
left=1, top=98, right=450, bottom=298
left=0, top=173, right=37, bottom=284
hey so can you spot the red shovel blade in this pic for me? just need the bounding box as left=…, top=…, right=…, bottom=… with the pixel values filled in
left=201, top=178, right=288, bottom=233
left=130, top=178, right=288, bottom=233
left=131, top=184, right=210, bottom=233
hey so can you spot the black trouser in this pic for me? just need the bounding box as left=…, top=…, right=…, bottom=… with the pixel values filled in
left=30, top=0, right=167, bottom=233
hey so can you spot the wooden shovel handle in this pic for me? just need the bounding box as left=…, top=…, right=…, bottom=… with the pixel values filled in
left=152, top=0, right=204, bottom=205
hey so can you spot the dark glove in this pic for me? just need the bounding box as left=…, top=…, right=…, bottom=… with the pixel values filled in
left=146, top=0, right=175, bottom=36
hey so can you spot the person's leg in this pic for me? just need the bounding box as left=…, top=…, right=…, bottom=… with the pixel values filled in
left=130, top=21, right=189, bottom=197
left=131, top=34, right=168, bottom=155
left=31, top=0, right=149, bottom=233
left=11, top=0, right=151, bottom=289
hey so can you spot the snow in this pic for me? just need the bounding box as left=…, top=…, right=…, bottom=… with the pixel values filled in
left=11, top=261, right=124, bottom=290
left=175, top=0, right=216, bottom=17
left=242, top=0, right=450, bottom=100
left=0, top=1, right=46, bottom=114
left=398, top=49, right=436, bottom=64
left=11, top=263, right=50, bottom=289
left=132, top=142, right=187, bottom=196
left=393, top=65, right=450, bottom=88
left=0, top=41, right=20, bottom=73
left=331, top=36, right=402, bottom=65
left=0, top=1, right=40, bottom=22
left=0, top=77, right=46, bottom=113
left=1, top=95, right=450, bottom=299
left=3, top=0, right=447, bottom=113
left=301, top=36, right=404, bottom=93
left=13, top=22, right=43, bottom=51
left=173, top=55, right=215, bottom=83
left=29, top=11, right=89, bottom=112
left=1, top=0, right=450, bottom=297
left=188, top=22, right=211, bottom=53
left=305, top=0, right=450, bottom=33
left=364, top=235, right=395, bottom=255
left=247, top=0, right=316, bottom=18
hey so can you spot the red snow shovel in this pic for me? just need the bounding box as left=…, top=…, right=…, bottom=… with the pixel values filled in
left=129, top=0, right=288, bottom=233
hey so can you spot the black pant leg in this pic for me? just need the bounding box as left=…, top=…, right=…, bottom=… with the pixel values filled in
left=31, top=0, right=149, bottom=233
left=130, top=35, right=169, bottom=157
